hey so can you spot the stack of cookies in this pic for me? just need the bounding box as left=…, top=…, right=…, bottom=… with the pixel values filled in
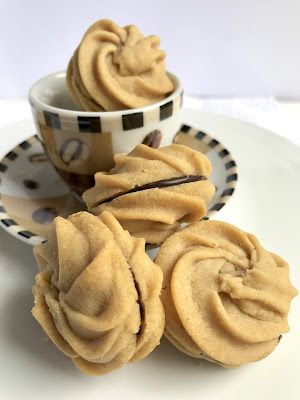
left=32, top=142, right=298, bottom=375
left=31, top=18, right=297, bottom=377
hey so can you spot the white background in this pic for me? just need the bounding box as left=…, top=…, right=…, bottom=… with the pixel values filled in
left=1, top=0, right=300, bottom=98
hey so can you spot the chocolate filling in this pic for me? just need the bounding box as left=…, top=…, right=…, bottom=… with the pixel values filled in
left=92, top=174, right=207, bottom=208
left=128, top=267, right=144, bottom=337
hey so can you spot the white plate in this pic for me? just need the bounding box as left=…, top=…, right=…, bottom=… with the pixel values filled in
left=0, top=110, right=299, bottom=400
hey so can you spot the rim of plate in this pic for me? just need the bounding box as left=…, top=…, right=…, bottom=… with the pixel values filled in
left=0, top=126, right=238, bottom=245
left=175, top=124, right=238, bottom=218
left=0, top=134, right=48, bottom=246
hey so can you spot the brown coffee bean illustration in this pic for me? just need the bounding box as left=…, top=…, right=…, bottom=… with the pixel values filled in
left=142, top=130, right=162, bottom=148
left=23, top=179, right=39, bottom=189
left=32, top=207, right=58, bottom=224
left=29, top=153, right=48, bottom=163
left=59, top=138, right=90, bottom=167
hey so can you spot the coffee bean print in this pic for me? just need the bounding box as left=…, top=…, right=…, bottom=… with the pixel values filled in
left=23, top=179, right=39, bottom=189
left=29, top=153, right=48, bottom=163
left=142, top=130, right=162, bottom=148
left=32, top=207, right=58, bottom=224
left=59, top=138, right=90, bottom=167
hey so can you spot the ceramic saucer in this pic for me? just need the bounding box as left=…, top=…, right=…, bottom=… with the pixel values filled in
left=0, top=124, right=237, bottom=245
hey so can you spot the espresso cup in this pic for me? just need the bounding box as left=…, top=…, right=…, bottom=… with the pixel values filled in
left=28, top=71, right=183, bottom=197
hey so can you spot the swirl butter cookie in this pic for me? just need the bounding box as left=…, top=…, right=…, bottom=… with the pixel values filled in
left=67, top=19, right=174, bottom=111
left=32, top=211, right=164, bottom=375
left=83, top=144, right=215, bottom=244
left=155, top=220, right=298, bottom=367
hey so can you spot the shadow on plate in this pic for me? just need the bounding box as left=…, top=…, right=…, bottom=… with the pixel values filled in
left=2, top=288, right=79, bottom=376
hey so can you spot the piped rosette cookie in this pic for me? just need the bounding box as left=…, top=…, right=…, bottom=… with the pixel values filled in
left=83, top=144, right=215, bottom=245
left=67, top=19, right=174, bottom=111
left=155, top=220, right=298, bottom=367
left=32, top=211, right=164, bottom=375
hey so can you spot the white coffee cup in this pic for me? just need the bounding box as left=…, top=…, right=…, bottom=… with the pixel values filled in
left=29, top=70, right=183, bottom=196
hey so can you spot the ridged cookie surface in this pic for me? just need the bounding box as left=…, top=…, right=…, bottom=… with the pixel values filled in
left=67, top=19, right=174, bottom=111
left=155, top=220, right=298, bottom=366
left=83, top=144, right=215, bottom=244
left=32, top=211, right=164, bottom=375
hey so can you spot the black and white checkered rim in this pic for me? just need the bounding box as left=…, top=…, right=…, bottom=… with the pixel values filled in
left=0, top=135, right=47, bottom=245
left=177, top=124, right=238, bottom=217
left=31, top=90, right=184, bottom=133
left=0, top=127, right=237, bottom=245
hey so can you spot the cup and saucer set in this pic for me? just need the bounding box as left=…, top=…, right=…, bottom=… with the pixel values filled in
left=0, top=71, right=238, bottom=245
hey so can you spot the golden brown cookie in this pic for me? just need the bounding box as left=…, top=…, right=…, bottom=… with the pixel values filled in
left=155, top=220, right=298, bottom=367
left=67, top=19, right=174, bottom=111
left=83, top=144, right=215, bottom=244
left=32, top=211, right=164, bottom=375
